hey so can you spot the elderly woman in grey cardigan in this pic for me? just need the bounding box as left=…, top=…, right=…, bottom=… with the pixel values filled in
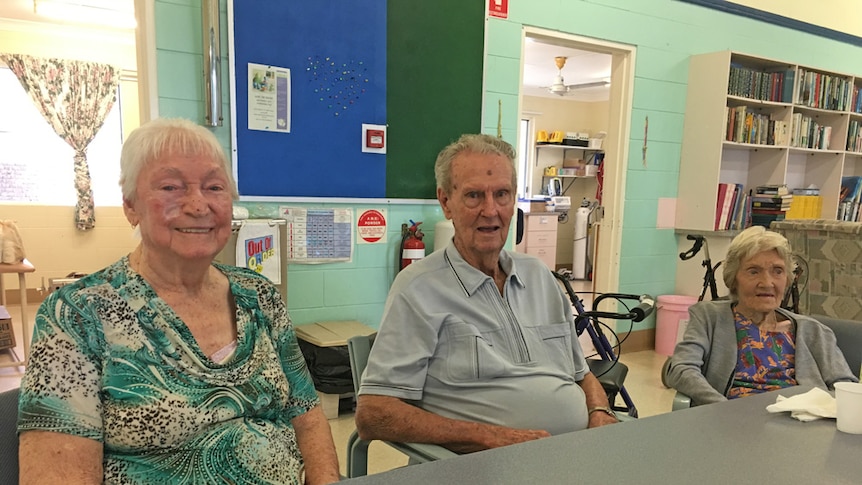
left=664, top=226, right=857, bottom=406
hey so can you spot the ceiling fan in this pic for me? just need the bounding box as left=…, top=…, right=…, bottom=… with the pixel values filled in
left=545, top=56, right=610, bottom=96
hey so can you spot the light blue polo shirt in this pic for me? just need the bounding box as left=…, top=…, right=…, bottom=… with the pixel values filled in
left=359, top=241, right=590, bottom=435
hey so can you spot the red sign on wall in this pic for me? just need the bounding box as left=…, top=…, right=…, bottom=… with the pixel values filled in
left=488, top=0, right=508, bottom=19
left=357, top=209, right=387, bottom=244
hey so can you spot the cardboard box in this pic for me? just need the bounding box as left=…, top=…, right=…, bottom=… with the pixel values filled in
left=0, top=306, right=14, bottom=350
left=295, top=320, right=376, bottom=347
left=563, top=158, right=584, bottom=168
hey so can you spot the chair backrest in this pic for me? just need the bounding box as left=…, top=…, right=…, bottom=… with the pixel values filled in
left=813, top=315, right=862, bottom=379
left=347, top=334, right=373, bottom=395
left=0, top=387, right=20, bottom=484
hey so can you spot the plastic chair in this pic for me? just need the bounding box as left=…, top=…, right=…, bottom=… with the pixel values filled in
left=345, top=335, right=457, bottom=478
left=665, top=314, right=862, bottom=410
left=0, top=387, right=20, bottom=483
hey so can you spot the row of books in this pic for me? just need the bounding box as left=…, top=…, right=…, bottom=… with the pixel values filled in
left=852, top=85, right=862, bottom=114
left=724, top=107, right=788, bottom=145
left=790, top=113, right=832, bottom=150
left=750, top=186, right=792, bottom=228
left=786, top=194, right=823, bottom=220
left=838, top=176, right=862, bottom=222
left=714, top=184, right=804, bottom=231
left=714, top=183, right=747, bottom=231
left=796, top=69, right=853, bottom=112
left=727, top=65, right=793, bottom=103
left=847, top=120, right=862, bottom=152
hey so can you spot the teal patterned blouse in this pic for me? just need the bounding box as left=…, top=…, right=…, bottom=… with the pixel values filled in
left=18, top=257, right=319, bottom=484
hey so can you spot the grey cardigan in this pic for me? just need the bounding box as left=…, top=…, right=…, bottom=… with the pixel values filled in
left=664, top=300, right=858, bottom=406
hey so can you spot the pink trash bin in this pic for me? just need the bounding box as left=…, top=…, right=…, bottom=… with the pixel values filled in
left=655, top=295, right=698, bottom=356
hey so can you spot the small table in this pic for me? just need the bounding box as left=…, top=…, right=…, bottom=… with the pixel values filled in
left=295, top=320, right=376, bottom=419
left=0, top=259, right=35, bottom=368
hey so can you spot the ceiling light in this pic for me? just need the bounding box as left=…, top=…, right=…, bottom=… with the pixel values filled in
left=33, top=0, right=137, bottom=29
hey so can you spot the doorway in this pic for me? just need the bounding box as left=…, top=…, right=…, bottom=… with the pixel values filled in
left=517, top=28, right=635, bottom=295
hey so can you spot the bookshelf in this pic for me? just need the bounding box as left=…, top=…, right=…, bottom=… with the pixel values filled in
left=677, top=50, right=862, bottom=232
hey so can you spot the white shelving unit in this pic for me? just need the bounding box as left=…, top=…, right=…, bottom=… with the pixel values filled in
left=533, top=144, right=601, bottom=196
left=676, top=50, right=862, bottom=232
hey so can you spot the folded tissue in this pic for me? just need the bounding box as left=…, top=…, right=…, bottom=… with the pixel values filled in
left=765, top=387, right=836, bottom=422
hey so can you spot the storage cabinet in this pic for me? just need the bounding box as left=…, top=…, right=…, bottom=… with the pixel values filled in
left=676, top=50, right=862, bottom=232
left=521, top=213, right=558, bottom=270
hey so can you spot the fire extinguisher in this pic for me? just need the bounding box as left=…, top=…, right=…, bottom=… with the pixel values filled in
left=399, top=220, right=425, bottom=270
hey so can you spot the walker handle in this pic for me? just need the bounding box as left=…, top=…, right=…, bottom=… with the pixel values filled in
left=679, top=235, right=704, bottom=261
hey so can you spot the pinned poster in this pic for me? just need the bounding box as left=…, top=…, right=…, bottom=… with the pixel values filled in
left=236, top=220, right=282, bottom=284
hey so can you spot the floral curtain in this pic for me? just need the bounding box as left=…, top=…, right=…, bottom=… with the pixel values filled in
left=0, top=53, right=119, bottom=231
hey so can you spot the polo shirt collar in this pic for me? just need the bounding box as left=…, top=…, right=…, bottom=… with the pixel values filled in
left=442, top=240, right=526, bottom=296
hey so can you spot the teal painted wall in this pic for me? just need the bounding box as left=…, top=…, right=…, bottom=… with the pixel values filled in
left=485, top=0, right=862, bottom=331
left=154, top=0, right=862, bottom=331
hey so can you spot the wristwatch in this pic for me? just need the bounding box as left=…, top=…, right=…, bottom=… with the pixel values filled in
left=588, top=406, right=617, bottom=419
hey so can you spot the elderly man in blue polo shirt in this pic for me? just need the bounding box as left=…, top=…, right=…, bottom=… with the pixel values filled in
left=355, top=134, right=617, bottom=454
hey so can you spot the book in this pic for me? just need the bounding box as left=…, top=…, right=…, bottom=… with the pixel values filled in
left=714, top=183, right=728, bottom=230
left=755, top=184, right=789, bottom=196
left=782, top=68, right=795, bottom=103
left=839, top=176, right=862, bottom=221
left=728, top=183, right=744, bottom=229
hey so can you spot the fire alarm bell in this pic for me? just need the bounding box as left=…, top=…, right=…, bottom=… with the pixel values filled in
left=366, top=129, right=385, bottom=148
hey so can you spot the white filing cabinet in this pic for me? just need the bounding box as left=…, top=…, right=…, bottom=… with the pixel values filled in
left=522, top=213, right=558, bottom=270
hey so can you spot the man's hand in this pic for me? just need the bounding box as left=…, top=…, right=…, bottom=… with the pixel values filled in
left=587, top=409, right=618, bottom=428
left=577, top=372, right=619, bottom=429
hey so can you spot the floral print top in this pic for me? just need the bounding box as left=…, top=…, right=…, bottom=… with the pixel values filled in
left=727, top=311, right=798, bottom=399
left=18, top=257, right=319, bottom=484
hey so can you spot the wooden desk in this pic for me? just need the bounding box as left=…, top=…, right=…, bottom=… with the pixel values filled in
left=345, top=386, right=862, bottom=484
left=0, top=259, right=35, bottom=367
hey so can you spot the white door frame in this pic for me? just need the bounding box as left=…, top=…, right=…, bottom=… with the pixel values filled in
left=517, top=27, right=636, bottom=294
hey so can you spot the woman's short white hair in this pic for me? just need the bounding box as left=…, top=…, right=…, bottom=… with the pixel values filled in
left=722, top=225, right=794, bottom=297
left=119, top=117, right=238, bottom=201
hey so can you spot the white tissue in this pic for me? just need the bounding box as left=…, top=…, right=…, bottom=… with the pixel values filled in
left=765, top=387, right=836, bottom=422
left=232, top=206, right=249, bottom=219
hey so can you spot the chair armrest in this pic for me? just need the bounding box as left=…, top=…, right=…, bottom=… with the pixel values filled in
left=672, top=391, right=692, bottom=411
left=346, top=430, right=458, bottom=478
left=389, top=442, right=459, bottom=462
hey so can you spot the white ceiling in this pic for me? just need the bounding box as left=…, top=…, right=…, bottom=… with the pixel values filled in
left=0, top=2, right=610, bottom=102
left=521, top=38, right=612, bottom=102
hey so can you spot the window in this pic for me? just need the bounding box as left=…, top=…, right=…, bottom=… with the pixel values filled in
left=0, top=66, right=123, bottom=206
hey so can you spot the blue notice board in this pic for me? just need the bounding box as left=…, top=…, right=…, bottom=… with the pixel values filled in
left=230, top=1, right=386, bottom=198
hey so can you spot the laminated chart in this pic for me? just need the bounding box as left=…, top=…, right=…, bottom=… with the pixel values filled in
left=280, top=207, right=353, bottom=263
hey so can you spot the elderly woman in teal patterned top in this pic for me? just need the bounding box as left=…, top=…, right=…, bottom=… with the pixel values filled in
left=665, top=226, right=857, bottom=406
left=18, top=118, right=340, bottom=484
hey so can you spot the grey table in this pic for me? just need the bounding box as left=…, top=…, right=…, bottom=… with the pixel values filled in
left=345, top=386, right=862, bottom=484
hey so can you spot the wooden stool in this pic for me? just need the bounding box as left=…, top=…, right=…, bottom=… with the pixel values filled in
left=0, top=259, right=35, bottom=368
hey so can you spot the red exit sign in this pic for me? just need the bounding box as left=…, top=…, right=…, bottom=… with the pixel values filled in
left=488, top=0, right=508, bottom=19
